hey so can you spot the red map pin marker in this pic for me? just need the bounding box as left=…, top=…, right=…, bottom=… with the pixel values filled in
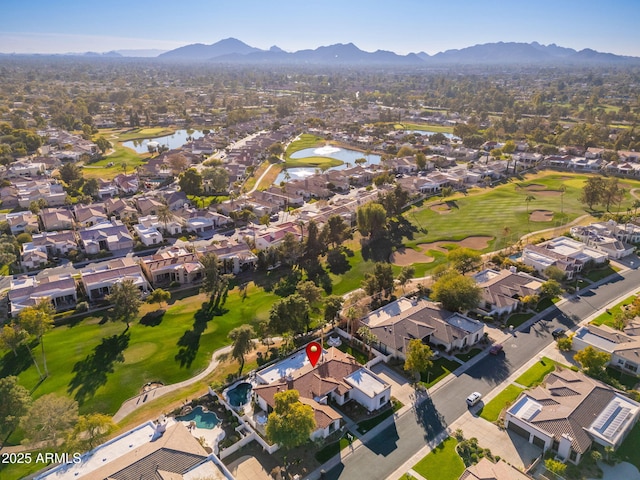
left=306, top=341, right=322, bottom=367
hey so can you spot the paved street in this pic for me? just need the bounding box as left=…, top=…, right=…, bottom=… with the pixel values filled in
left=312, top=266, right=640, bottom=480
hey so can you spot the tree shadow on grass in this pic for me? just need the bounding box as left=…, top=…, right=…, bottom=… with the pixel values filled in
left=67, top=332, right=130, bottom=405
left=140, top=309, right=165, bottom=327
left=175, top=301, right=214, bottom=369
left=0, top=343, right=35, bottom=378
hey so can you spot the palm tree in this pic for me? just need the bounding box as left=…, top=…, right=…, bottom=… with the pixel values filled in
left=502, top=226, right=511, bottom=250
left=525, top=194, right=535, bottom=214
left=157, top=204, right=174, bottom=234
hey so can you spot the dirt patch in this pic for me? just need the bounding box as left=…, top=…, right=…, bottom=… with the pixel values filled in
left=419, top=236, right=493, bottom=253
left=530, top=210, right=554, bottom=222
left=430, top=203, right=451, bottom=214
left=390, top=248, right=434, bottom=265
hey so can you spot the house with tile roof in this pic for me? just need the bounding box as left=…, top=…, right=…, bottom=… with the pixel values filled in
left=360, top=297, right=485, bottom=357
left=140, top=246, right=203, bottom=287
left=34, top=421, right=233, bottom=480
left=80, top=257, right=150, bottom=302
left=9, top=271, right=77, bottom=315
left=78, top=220, right=134, bottom=254
left=253, top=347, right=390, bottom=440
left=39, top=207, right=74, bottom=231
left=522, top=236, right=607, bottom=280
left=472, top=268, right=543, bottom=317
left=504, top=369, right=640, bottom=464
left=572, top=323, right=640, bottom=377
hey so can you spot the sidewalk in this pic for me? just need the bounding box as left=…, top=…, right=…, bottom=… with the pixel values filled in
left=112, top=344, right=233, bottom=423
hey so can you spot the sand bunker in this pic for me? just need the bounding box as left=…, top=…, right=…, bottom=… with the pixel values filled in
left=390, top=248, right=434, bottom=265
left=418, top=236, right=493, bottom=253
left=520, top=184, right=561, bottom=196
left=430, top=203, right=451, bottom=214
left=530, top=210, right=554, bottom=222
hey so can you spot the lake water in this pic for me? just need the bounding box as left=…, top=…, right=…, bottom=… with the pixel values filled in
left=275, top=145, right=381, bottom=183
left=405, top=130, right=457, bottom=139
left=122, top=129, right=205, bottom=153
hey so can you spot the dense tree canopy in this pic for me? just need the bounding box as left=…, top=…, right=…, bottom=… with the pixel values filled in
left=431, top=270, right=482, bottom=312
left=266, top=389, right=316, bottom=450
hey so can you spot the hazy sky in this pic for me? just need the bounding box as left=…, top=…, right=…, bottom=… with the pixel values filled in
left=2, top=0, right=640, bottom=56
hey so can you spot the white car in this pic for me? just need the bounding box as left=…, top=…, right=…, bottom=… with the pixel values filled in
left=466, top=391, right=482, bottom=407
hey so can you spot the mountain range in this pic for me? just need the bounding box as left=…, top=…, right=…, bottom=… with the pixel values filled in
left=155, top=38, right=640, bottom=66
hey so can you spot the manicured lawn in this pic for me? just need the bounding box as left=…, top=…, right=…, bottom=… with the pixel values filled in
left=406, top=172, right=640, bottom=253
left=515, top=357, right=560, bottom=387
left=455, top=348, right=482, bottom=362
left=605, top=366, right=639, bottom=390
left=617, top=422, right=640, bottom=470
left=328, top=249, right=376, bottom=296
left=284, top=156, right=343, bottom=169
left=1, top=283, right=278, bottom=420
left=584, top=265, right=619, bottom=282
left=356, top=399, right=403, bottom=434
left=420, top=357, right=461, bottom=388
left=315, top=436, right=351, bottom=462
left=285, top=133, right=325, bottom=155
left=412, top=436, right=466, bottom=480
left=591, top=294, right=637, bottom=327
left=394, top=123, right=455, bottom=134
left=82, top=143, right=147, bottom=180
left=506, top=312, right=533, bottom=328
left=478, top=384, right=524, bottom=423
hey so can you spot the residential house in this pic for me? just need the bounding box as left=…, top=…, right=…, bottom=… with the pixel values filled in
left=73, top=204, right=108, bottom=228
left=133, top=223, right=163, bottom=246
left=361, top=297, right=485, bottom=356
left=5, top=211, right=39, bottom=235
left=159, top=189, right=190, bottom=211
left=522, top=236, right=608, bottom=280
left=195, top=238, right=257, bottom=274
left=104, top=198, right=138, bottom=221
left=112, top=173, right=139, bottom=194
left=505, top=369, right=640, bottom=464
left=96, top=179, right=119, bottom=200
left=0, top=185, right=19, bottom=208
left=570, top=222, right=636, bottom=260
left=9, top=271, right=77, bottom=315
left=22, top=230, right=78, bottom=263
left=39, top=207, right=74, bottom=231
left=140, top=246, right=203, bottom=287
left=78, top=220, right=134, bottom=254
left=254, top=222, right=303, bottom=250
left=138, top=214, right=183, bottom=235
left=17, top=180, right=66, bottom=207
left=472, top=269, right=543, bottom=317
left=80, top=257, right=150, bottom=301
left=136, top=196, right=165, bottom=216
left=253, top=347, right=390, bottom=440
left=35, top=421, right=234, bottom=480
left=7, top=160, right=46, bottom=178
left=572, top=323, right=640, bottom=377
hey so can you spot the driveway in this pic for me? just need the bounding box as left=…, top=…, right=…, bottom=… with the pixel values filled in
left=591, top=461, right=640, bottom=480
left=227, top=455, right=272, bottom=480
left=454, top=411, right=541, bottom=470
left=370, top=363, right=415, bottom=407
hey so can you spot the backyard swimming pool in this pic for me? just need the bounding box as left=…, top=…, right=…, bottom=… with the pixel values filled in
left=176, top=406, right=220, bottom=429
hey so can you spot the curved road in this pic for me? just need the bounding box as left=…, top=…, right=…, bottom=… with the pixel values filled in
left=320, top=266, right=640, bottom=480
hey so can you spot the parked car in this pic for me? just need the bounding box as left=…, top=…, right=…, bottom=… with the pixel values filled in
left=489, top=344, right=503, bottom=355
left=466, top=391, right=482, bottom=407
left=552, top=328, right=566, bottom=339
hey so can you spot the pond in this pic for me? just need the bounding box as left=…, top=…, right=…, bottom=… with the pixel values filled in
left=122, top=129, right=205, bottom=154
left=404, top=129, right=458, bottom=139
left=275, top=145, right=381, bottom=183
